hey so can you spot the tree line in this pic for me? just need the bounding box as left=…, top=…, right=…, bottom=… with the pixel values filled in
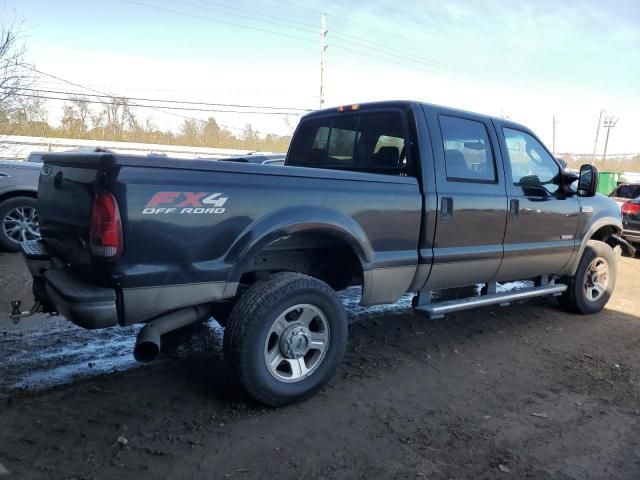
left=0, top=21, right=291, bottom=152
left=561, top=154, right=640, bottom=173
left=0, top=93, right=293, bottom=152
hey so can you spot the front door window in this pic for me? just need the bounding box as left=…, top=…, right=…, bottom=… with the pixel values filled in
left=503, top=128, right=560, bottom=195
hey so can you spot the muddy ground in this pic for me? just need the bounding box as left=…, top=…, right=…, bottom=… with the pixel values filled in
left=0, top=251, right=639, bottom=479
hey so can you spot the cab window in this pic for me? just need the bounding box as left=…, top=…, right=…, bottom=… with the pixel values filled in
left=287, top=111, right=408, bottom=175
left=502, top=128, right=560, bottom=194
left=439, top=115, right=496, bottom=183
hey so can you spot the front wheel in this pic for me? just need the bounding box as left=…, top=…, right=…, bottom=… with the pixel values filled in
left=223, top=272, right=348, bottom=406
left=560, top=240, right=617, bottom=314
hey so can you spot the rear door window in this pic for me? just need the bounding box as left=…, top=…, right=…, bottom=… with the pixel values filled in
left=287, top=111, right=408, bottom=175
left=439, top=115, right=496, bottom=183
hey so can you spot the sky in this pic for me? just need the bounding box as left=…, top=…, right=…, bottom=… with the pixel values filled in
left=6, top=0, right=640, bottom=154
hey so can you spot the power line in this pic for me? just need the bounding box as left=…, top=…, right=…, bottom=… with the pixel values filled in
left=4, top=91, right=305, bottom=115
left=331, top=39, right=502, bottom=84
left=280, top=0, right=377, bottom=32
left=193, top=0, right=317, bottom=29
left=328, top=43, right=486, bottom=84
left=31, top=78, right=313, bottom=99
left=281, top=0, right=472, bottom=66
left=329, top=31, right=502, bottom=83
left=11, top=86, right=312, bottom=112
left=190, top=0, right=497, bottom=81
left=121, top=0, right=509, bottom=86
left=121, top=0, right=318, bottom=44
left=168, top=0, right=318, bottom=36
left=18, top=64, right=293, bottom=135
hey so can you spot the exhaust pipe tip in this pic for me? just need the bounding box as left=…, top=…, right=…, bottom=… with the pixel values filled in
left=133, top=304, right=214, bottom=363
left=133, top=324, right=161, bottom=363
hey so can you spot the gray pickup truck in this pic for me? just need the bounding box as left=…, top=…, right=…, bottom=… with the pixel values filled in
left=14, top=101, right=633, bottom=406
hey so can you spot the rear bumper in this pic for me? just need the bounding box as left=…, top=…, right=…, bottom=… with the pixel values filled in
left=44, top=269, right=118, bottom=329
left=21, top=240, right=234, bottom=328
left=21, top=240, right=118, bottom=329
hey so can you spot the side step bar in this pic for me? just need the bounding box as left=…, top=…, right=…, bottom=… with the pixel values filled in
left=414, top=283, right=567, bottom=319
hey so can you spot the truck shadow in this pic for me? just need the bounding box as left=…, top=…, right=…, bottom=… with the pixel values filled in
left=157, top=284, right=623, bottom=404
left=2, top=284, right=635, bottom=406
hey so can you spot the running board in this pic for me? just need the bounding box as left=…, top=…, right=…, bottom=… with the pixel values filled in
left=414, top=284, right=567, bottom=319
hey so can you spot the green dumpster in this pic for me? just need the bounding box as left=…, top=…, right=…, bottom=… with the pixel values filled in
left=597, top=172, right=619, bottom=196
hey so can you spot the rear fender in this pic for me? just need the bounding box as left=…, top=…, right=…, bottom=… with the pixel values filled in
left=223, top=206, right=373, bottom=295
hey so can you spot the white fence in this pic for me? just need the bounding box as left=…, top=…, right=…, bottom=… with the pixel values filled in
left=0, top=135, right=258, bottom=160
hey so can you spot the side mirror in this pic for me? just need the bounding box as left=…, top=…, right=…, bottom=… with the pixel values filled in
left=578, top=164, right=598, bottom=197
left=556, top=157, right=567, bottom=169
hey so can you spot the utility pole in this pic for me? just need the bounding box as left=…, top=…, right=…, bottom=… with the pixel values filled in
left=591, top=109, right=604, bottom=164
left=601, top=116, right=619, bottom=163
left=319, top=14, right=328, bottom=109
left=552, top=114, right=557, bottom=156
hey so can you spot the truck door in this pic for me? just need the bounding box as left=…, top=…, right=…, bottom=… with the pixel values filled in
left=422, top=108, right=508, bottom=290
left=494, top=124, right=580, bottom=280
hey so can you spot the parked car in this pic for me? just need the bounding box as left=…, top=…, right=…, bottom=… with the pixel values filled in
left=14, top=101, right=633, bottom=406
left=0, top=159, right=41, bottom=251
left=26, top=152, right=46, bottom=164
left=621, top=199, right=640, bottom=247
left=609, top=183, right=640, bottom=208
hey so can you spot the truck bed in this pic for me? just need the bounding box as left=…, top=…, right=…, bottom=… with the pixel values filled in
left=37, top=151, right=422, bottom=325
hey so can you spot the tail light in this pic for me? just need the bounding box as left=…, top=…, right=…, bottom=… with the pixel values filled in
left=622, top=201, right=640, bottom=216
left=90, top=191, right=123, bottom=259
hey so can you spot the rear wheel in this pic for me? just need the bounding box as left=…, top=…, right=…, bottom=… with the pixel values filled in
left=223, top=272, right=347, bottom=406
left=560, top=240, right=616, bottom=314
left=0, top=196, right=39, bottom=252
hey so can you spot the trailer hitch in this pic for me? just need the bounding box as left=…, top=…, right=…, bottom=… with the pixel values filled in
left=9, top=300, right=42, bottom=324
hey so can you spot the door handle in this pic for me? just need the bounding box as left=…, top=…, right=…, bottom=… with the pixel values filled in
left=509, top=199, right=519, bottom=218
left=440, top=197, right=453, bottom=221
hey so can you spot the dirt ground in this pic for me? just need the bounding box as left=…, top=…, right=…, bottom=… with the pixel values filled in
left=0, top=252, right=639, bottom=480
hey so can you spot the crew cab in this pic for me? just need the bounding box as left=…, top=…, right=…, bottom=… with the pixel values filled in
left=13, top=101, right=632, bottom=406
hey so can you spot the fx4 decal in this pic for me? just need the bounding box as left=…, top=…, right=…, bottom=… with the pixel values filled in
left=142, top=192, right=229, bottom=215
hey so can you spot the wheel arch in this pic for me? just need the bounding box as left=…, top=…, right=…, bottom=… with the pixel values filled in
left=223, top=206, right=373, bottom=296
left=0, top=189, right=38, bottom=205
left=565, top=216, right=622, bottom=276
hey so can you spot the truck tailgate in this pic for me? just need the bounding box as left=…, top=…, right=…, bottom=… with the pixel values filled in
left=38, top=161, right=99, bottom=267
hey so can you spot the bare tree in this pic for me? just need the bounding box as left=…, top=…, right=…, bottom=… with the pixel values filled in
left=102, top=96, right=137, bottom=138
left=179, top=118, right=203, bottom=145
left=70, top=96, right=90, bottom=132
left=61, top=95, right=91, bottom=136
left=0, top=21, right=31, bottom=131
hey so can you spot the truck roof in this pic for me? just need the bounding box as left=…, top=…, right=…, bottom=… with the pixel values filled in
left=302, top=100, right=532, bottom=133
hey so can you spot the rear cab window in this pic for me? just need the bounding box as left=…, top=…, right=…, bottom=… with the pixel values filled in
left=287, top=110, right=410, bottom=176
